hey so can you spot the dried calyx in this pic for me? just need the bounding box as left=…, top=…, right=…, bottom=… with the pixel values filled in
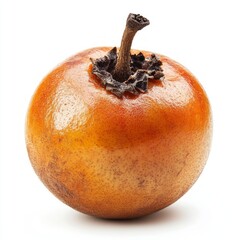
left=91, top=13, right=164, bottom=98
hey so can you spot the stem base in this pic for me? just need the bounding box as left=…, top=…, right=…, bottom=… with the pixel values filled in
left=91, top=48, right=164, bottom=98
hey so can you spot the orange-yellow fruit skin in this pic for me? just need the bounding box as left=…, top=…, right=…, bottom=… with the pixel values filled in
left=26, top=47, right=212, bottom=219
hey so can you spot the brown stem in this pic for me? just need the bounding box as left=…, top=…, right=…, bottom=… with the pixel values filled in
left=113, top=13, right=149, bottom=82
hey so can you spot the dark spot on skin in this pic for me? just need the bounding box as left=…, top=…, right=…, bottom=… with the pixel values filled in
left=51, top=153, right=59, bottom=162
left=129, top=160, right=138, bottom=171
left=176, top=153, right=189, bottom=176
left=74, top=138, right=84, bottom=144
left=48, top=154, right=67, bottom=176
left=54, top=181, right=74, bottom=198
left=113, top=169, right=123, bottom=176
left=176, top=168, right=183, bottom=177
left=137, top=178, right=146, bottom=187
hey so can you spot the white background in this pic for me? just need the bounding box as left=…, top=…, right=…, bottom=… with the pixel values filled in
left=1, top=0, right=240, bottom=239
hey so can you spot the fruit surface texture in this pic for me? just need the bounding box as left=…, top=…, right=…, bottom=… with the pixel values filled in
left=26, top=47, right=212, bottom=219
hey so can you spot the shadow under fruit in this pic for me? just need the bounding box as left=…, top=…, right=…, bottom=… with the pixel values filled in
left=25, top=13, right=212, bottom=219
